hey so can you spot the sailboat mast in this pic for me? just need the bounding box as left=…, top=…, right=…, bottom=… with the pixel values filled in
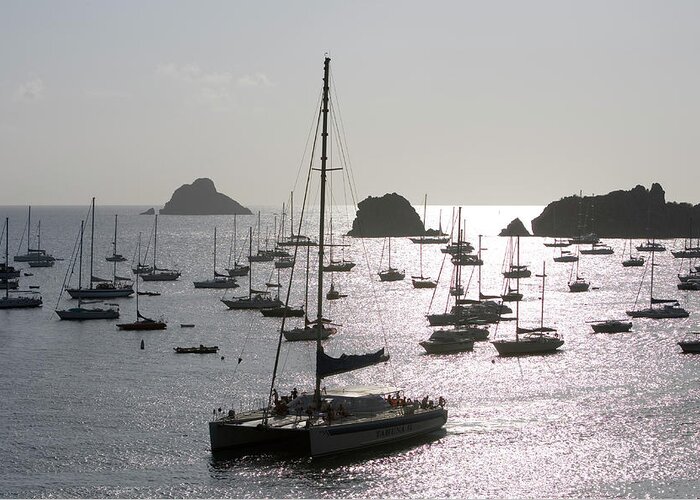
left=136, top=233, right=141, bottom=317
left=213, top=227, right=217, bottom=277
left=153, top=214, right=158, bottom=270
left=456, top=207, right=462, bottom=300
left=515, top=235, right=520, bottom=338
left=315, top=56, right=331, bottom=403
left=37, top=221, right=41, bottom=253
left=249, top=226, right=253, bottom=297
left=477, top=234, right=482, bottom=299
left=5, top=218, right=9, bottom=300
left=112, top=215, right=117, bottom=283
left=89, top=197, right=95, bottom=289
left=650, top=238, right=655, bottom=308
left=78, top=220, right=84, bottom=307
left=27, top=206, right=31, bottom=253
left=540, top=262, right=546, bottom=330
left=420, top=194, right=427, bottom=274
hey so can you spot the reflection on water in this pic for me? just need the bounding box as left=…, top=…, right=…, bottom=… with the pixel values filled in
left=1, top=204, right=699, bottom=498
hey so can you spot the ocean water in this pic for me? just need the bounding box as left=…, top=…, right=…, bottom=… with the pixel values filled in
left=1, top=204, right=699, bottom=498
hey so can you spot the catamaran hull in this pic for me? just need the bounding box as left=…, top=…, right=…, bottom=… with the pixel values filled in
left=209, top=419, right=308, bottom=452
left=67, top=288, right=134, bottom=299
left=308, top=408, right=447, bottom=457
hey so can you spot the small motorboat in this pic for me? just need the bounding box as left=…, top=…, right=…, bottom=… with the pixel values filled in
left=678, top=337, right=700, bottom=353
left=589, top=320, right=632, bottom=333
left=174, top=345, right=219, bottom=354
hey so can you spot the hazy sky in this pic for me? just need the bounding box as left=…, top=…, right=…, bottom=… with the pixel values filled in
left=2, top=0, right=699, bottom=207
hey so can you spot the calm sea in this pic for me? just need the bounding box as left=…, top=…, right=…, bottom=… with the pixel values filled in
left=1, top=204, right=698, bottom=498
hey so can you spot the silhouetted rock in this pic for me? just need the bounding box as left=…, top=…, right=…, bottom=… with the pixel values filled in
left=140, top=208, right=155, bottom=215
left=347, top=193, right=425, bottom=237
left=499, top=218, right=531, bottom=237
left=531, top=183, right=700, bottom=238
left=159, top=178, right=252, bottom=215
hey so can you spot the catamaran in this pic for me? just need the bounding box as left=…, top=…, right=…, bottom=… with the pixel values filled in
left=209, top=56, right=447, bottom=457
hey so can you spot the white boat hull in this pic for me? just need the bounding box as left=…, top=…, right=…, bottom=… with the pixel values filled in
left=308, top=408, right=447, bottom=457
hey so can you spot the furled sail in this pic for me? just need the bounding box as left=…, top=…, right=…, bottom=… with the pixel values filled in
left=316, top=347, right=389, bottom=378
left=137, top=310, right=154, bottom=322
left=651, top=297, right=679, bottom=304
left=91, top=275, right=110, bottom=282
left=115, top=275, right=132, bottom=281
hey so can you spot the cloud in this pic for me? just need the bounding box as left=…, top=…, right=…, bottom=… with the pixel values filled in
left=15, top=78, right=45, bottom=101
left=156, top=63, right=274, bottom=108
left=237, top=73, right=274, bottom=88
left=84, top=89, right=131, bottom=100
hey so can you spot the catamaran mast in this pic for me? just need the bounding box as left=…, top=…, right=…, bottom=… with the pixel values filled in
left=315, top=56, right=331, bottom=403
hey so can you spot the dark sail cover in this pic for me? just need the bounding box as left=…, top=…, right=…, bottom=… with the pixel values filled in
left=137, top=310, right=154, bottom=322
left=316, top=347, right=389, bottom=378
left=651, top=297, right=679, bottom=304
left=91, top=275, right=110, bottom=282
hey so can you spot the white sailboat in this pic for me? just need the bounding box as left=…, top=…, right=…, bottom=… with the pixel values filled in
left=226, top=214, right=250, bottom=277
left=209, top=56, right=447, bottom=457
left=378, top=237, right=405, bottom=282
left=14, top=206, right=56, bottom=264
left=626, top=240, right=690, bottom=319
left=221, top=227, right=283, bottom=310
left=491, top=262, right=564, bottom=355
left=141, top=214, right=181, bottom=281
left=193, top=227, right=239, bottom=289
left=0, top=218, right=42, bottom=309
left=117, top=233, right=166, bottom=330
left=67, top=198, right=134, bottom=298
left=56, top=219, right=119, bottom=320
left=412, top=194, right=437, bottom=289
left=105, top=215, right=127, bottom=262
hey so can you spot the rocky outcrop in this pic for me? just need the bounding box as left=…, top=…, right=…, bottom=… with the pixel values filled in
left=531, top=183, right=700, bottom=238
left=499, top=218, right=531, bottom=237
left=346, top=193, right=425, bottom=237
left=159, top=178, right=251, bottom=215
left=140, top=208, right=155, bottom=215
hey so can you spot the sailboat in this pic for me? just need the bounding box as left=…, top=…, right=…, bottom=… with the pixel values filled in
left=209, top=56, right=447, bottom=456
left=248, top=212, right=275, bottom=262
left=226, top=214, right=250, bottom=277
left=491, top=262, right=564, bottom=355
left=131, top=229, right=153, bottom=275
left=322, top=211, right=354, bottom=272
left=671, top=219, right=700, bottom=258
left=553, top=246, right=578, bottom=263
left=14, top=206, right=56, bottom=263
left=0, top=218, right=42, bottom=309
left=117, top=233, right=166, bottom=330
left=56, top=220, right=119, bottom=320
left=580, top=241, right=614, bottom=255
left=193, top=227, right=239, bottom=289
left=420, top=214, right=488, bottom=353
left=567, top=241, right=590, bottom=292
left=622, top=239, right=644, bottom=267
left=412, top=195, right=437, bottom=288
left=221, top=227, right=283, bottom=310
left=27, top=221, right=55, bottom=267
left=141, top=214, right=181, bottom=281
left=106, top=215, right=127, bottom=262
left=378, top=237, right=405, bottom=281
left=626, top=240, right=690, bottom=319
left=67, top=198, right=134, bottom=298
left=409, top=207, right=449, bottom=244
left=277, top=191, right=318, bottom=247
left=501, top=236, right=524, bottom=302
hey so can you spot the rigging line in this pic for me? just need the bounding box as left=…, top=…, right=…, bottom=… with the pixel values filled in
left=632, top=260, right=648, bottom=309
left=427, top=207, right=456, bottom=314
left=53, top=220, right=83, bottom=314
left=291, top=89, right=324, bottom=194
left=266, top=102, right=322, bottom=414
left=14, top=215, right=28, bottom=256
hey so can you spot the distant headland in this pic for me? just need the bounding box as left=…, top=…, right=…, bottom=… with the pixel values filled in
left=499, top=218, right=531, bottom=237
left=159, top=178, right=252, bottom=215
left=347, top=193, right=427, bottom=237
left=531, top=183, right=700, bottom=238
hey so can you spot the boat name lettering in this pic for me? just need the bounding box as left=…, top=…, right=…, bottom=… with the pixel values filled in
left=376, top=424, right=412, bottom=439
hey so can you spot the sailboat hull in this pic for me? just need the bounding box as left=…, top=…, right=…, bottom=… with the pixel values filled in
left=491, top=336, right=564, bottom=355
left=678, top=341, right=700, bottom=353
left=66, top=287, right=134, bottom=298
left=0, top=297, right=42, bottom=308
left=141, top=271, right=180, bottom=281
left=56, top=308, right=119, bottom=320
